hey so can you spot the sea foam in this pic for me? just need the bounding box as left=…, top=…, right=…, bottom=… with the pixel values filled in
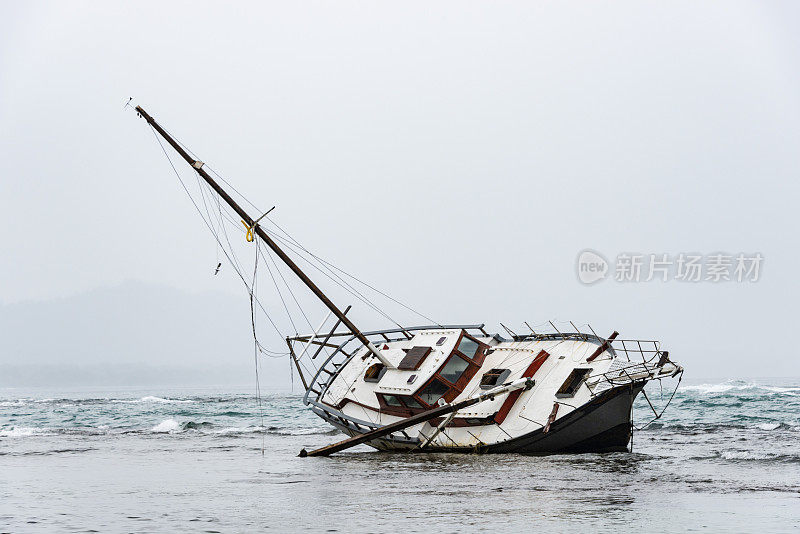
left=113, top=396, right=193, bottom=404
left=151, top=419, right=182, bottom=433
left=0, top=426, right=47, bottom=438
left=680, top=381, right=800, bottom=396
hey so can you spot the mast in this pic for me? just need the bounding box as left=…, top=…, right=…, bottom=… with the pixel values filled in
left=134, top=105, right=393, bottom=368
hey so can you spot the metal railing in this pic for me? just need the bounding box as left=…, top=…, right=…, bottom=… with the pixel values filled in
left=287, top=323, right=488, bottom=406
left=288, top=320, right=677, bottom=424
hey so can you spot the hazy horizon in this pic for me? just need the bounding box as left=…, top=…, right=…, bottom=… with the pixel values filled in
left=3, top=1, right=800, bottom=385
left=0, top=279, right=796, bottom=388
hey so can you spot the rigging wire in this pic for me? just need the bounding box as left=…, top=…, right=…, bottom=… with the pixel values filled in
left=160, top=123, right=439, bottom=328
left=149, top=119, right=456, bottom=416
left=203, top=194, right=412, bottom=335
left=259, top=240, right=300, bottom=335
left=264, top=216, right=441, bottom=327
left=160, top=124, right=264, bottom=214
left=264, top=230, right=407, bottom=329
left=194, top=173, right=423, bottom=336
left=633, top=372, right=683, bottom=431
left=206, top=197, right=409, bottom=332
left=147, top=124, right=287, bottom=356
left=194, top=173, right=247, bottom=279
left=249, top=239, right=267, bottom=455
left=260, top=245, right=316, bottom=333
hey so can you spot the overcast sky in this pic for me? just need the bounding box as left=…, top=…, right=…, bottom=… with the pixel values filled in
left=2, top=1, right=800, bottom=382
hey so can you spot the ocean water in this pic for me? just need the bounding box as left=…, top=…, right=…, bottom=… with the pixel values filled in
left=1, top=379, right=799, bottom=533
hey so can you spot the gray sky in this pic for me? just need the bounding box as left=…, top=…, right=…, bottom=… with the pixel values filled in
left=2, top=1, right=800, bottom=382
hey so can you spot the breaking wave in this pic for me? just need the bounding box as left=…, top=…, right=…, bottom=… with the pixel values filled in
left=0, top=426, right=49, bottom=438
left=0, top=400, right=28, bottom=407
left=1, top=420, right=330, bottom=438
left=151, top=419, right=182, bottom=433
left=3, top=382, right=798, bottom=447
left=714, top=450, right=800, bottom=463
left=1, top=396, right=202, bottom=407
left=680, top=380, right=800, bottom=396
left=641, top=421, right=799, bottom=433
left=114, top=396, right=195, bottom=404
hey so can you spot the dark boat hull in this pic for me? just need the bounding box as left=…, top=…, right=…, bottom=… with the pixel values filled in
left=320, top=383, right=643, bottom=454
left=361, top=383, right=643, bottom=454
left=486, top=383, right=642, bottom=454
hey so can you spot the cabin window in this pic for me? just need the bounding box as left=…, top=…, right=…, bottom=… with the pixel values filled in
left=418, top=378, right=449, bottom=405
left=381, top=394, right=403, bottom=407
left=439, top=355, right=470, bottom=384
left=457, top=337, right=480, bottom=359
left=400, top=331, right=488, bottom=411
left=402, top=396, right=424, bottom=409
left=364, top=363, right=386, bottom=383
left=556, top=368, right=592, bottom=397
left=480, top=368, right=511, bottom=389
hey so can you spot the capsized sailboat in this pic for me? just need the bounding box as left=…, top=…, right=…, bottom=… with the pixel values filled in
left=134, top=105, right=683, bottom=456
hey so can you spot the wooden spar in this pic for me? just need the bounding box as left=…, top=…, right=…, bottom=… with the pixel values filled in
left=299, top=377, right=533, bottom=457
left=299, top=399, right=483, bottom=457
left=135, top=106, right=392, bottom=368
left=285, top=338, right=309, bottom=390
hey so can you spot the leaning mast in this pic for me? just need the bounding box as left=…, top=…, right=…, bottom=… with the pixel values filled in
left=134, top=106, right=392, bottom=367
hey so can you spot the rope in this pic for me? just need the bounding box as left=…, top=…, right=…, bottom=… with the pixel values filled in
left=249, top=242, right=266, bottom=455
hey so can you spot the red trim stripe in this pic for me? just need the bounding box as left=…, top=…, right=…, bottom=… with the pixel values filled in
left=493, top=350, right=550, bottom=424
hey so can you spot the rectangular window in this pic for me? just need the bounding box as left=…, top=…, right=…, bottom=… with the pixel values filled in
left=402, top=396, right=424, bottom=409
left=457, top=336, right=480, bottom=359
left=556, top=368, right=592, bottom=397
left=439, top=355, right=470, bottom=384
left=418, top=378, right=449, bottom=405
left=381, top=394, right=404, bottom=407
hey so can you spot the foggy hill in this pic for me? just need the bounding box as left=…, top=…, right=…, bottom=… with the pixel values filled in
left=0, top=281, right=291, bottom=388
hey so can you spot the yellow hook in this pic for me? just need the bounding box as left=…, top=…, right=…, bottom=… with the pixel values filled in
left=241, top=220, right=255, bottom=242
left=240, top=207, right=275, bottom=243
